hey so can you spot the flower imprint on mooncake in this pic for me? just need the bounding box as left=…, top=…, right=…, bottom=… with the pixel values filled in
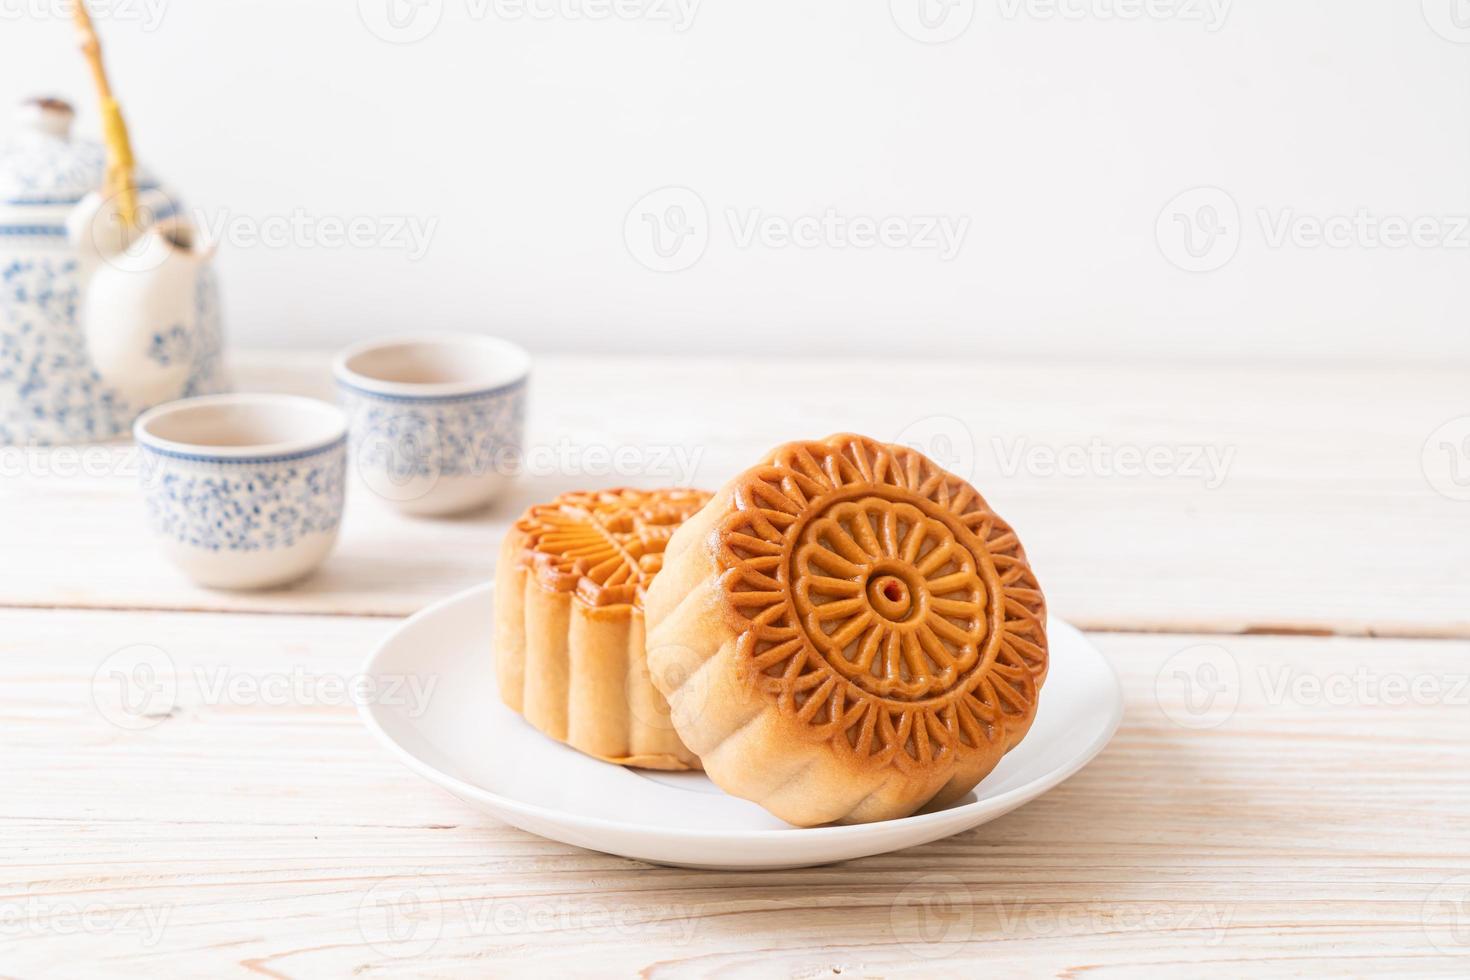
left=517, top=488, right=713, bottom=609
left=714, top=435, right=1047, bottom=774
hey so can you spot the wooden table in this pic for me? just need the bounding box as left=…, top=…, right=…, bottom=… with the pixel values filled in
left=2, top=351, right=1467, bottom=977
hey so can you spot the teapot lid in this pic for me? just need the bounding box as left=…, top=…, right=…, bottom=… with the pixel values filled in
left=1, top=97, right=111, bottom=206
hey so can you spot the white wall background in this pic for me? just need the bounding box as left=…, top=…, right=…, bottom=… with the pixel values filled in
left=2, top=0, right=1467, bottom=362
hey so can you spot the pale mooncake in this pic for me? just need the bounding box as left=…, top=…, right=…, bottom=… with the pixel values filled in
left=495, top=488, right=711, bottom=770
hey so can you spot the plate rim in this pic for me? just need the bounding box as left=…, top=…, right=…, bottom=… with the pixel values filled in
left=359, top=581, right=1125, bottom=842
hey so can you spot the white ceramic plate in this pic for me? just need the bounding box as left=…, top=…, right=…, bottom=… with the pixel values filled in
left=359, top=583, right=1123, bottom=870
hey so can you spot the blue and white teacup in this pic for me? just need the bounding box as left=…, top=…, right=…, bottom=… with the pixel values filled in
left=133, top=394, right=348, bottom=589
left=332, top=334, right=529, bottom=516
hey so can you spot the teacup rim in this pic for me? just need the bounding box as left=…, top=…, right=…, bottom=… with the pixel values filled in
left=332, top=332, right=532, bottom=400
left=133, top=393, right=348, bottom=462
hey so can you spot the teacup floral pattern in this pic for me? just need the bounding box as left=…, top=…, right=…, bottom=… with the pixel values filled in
left=140, top=441, right=346, bottom=552
left=337, top=381, right=526, bottom=483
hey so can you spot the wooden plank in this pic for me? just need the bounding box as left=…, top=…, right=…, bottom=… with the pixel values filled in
left=0, top=607, right=1466, bottom=975
left=0, top=351, right=1465, bottom=636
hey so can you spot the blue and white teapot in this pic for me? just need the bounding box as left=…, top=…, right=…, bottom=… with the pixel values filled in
left=0, top=97, right=226, bottom=445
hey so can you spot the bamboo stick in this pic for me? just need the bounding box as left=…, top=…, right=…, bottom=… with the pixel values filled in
left=72, top=1, right=138, bottom=229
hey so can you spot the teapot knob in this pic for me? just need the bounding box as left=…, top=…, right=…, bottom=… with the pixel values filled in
left=16, top=97, right=75, bottom=140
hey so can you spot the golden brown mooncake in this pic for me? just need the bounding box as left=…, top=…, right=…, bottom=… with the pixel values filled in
left=495, top=487, right=711, bottom=770
left=644, top=434, right=1048, bottom=825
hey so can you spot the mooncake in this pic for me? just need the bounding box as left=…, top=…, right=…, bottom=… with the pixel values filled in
left=495, top=487, right=711, bottom=770
left=644, top=434, right=1048, bottom=824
